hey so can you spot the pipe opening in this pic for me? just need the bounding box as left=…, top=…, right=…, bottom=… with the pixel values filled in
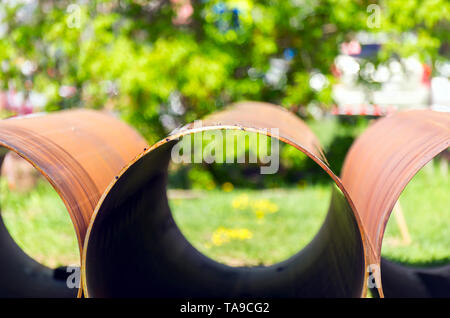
left=0, top=150, right=79, bottom=298
left=379, top=148, right=450, bottom=297
left=168, top=131, right=332, bottom=267
left=84, top=129, right=365, bottom=298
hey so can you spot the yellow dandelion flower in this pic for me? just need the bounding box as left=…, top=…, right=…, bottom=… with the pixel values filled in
left=210, top=227, right=253, bottom=246
left=228, top=228, right=253, bottom=240
left=232, top=194, right=249, bottom=210
left=222, top=182, right=234, bottom=192
left=254, top=210, right=265, bottom=220
left=211, top=227, right=229, bottom=246
left=251, top=199, right=279, bottom=215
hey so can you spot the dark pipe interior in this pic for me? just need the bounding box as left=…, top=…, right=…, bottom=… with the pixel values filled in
left=85, top=138, right=365, bottom=298
left=377, top=152, right=450, bottom=298
left=380, top=258, right=450, bottom=298
left=0, top=150, right=78, bottom=298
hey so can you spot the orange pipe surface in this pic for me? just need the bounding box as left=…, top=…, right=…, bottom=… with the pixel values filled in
left=0, top=110, right=147, bottom=297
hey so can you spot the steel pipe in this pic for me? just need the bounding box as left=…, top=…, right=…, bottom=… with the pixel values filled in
left=3, top=103, right=447, bottom=298
left=341, top=109, right=450, bottom=297
left=82, top=102, right=368, bottom=298
left=83, top=103, right=449, bottom=298
left=0, top=110, right=147, bottom=297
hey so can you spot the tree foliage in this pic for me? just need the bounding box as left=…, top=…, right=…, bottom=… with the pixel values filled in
left=0, top=0, right=448, bottom=142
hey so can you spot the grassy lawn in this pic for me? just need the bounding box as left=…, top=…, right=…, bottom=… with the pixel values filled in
left=170, top=186, right=330, bottom=266
left=0, top=178, right=79, bottom=268
left=382, top=160, right=450, bottom=266
left=0, top=158, right=448, bottom=270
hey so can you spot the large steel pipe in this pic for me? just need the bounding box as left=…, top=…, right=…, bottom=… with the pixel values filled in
left=341, top=110, right=450, bottom=297
left=0, top=110, right=147, bottom=297
left=82, top=102, right=368, bottom=298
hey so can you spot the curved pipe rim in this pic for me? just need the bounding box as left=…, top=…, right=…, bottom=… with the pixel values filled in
left=82, top=123, right=371, bottom=298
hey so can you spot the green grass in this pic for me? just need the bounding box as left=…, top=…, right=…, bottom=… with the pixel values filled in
left=0, top=159, right=448, bottom=269
left=382, top=160, right=450, bottom=266
left=0, top=179, right=80, bottom=268
left=170, top=186, right=330, bottom=266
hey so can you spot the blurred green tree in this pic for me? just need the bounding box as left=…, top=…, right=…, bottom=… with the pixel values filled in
left=0, top=0, right=448, bottom=145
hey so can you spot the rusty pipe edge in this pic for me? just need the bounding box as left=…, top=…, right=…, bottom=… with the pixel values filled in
left=0, top=109, right=147, bottom=298
left=82, top=101, right=368, bottom=298
left=341, top=109, right=450, bottom=297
